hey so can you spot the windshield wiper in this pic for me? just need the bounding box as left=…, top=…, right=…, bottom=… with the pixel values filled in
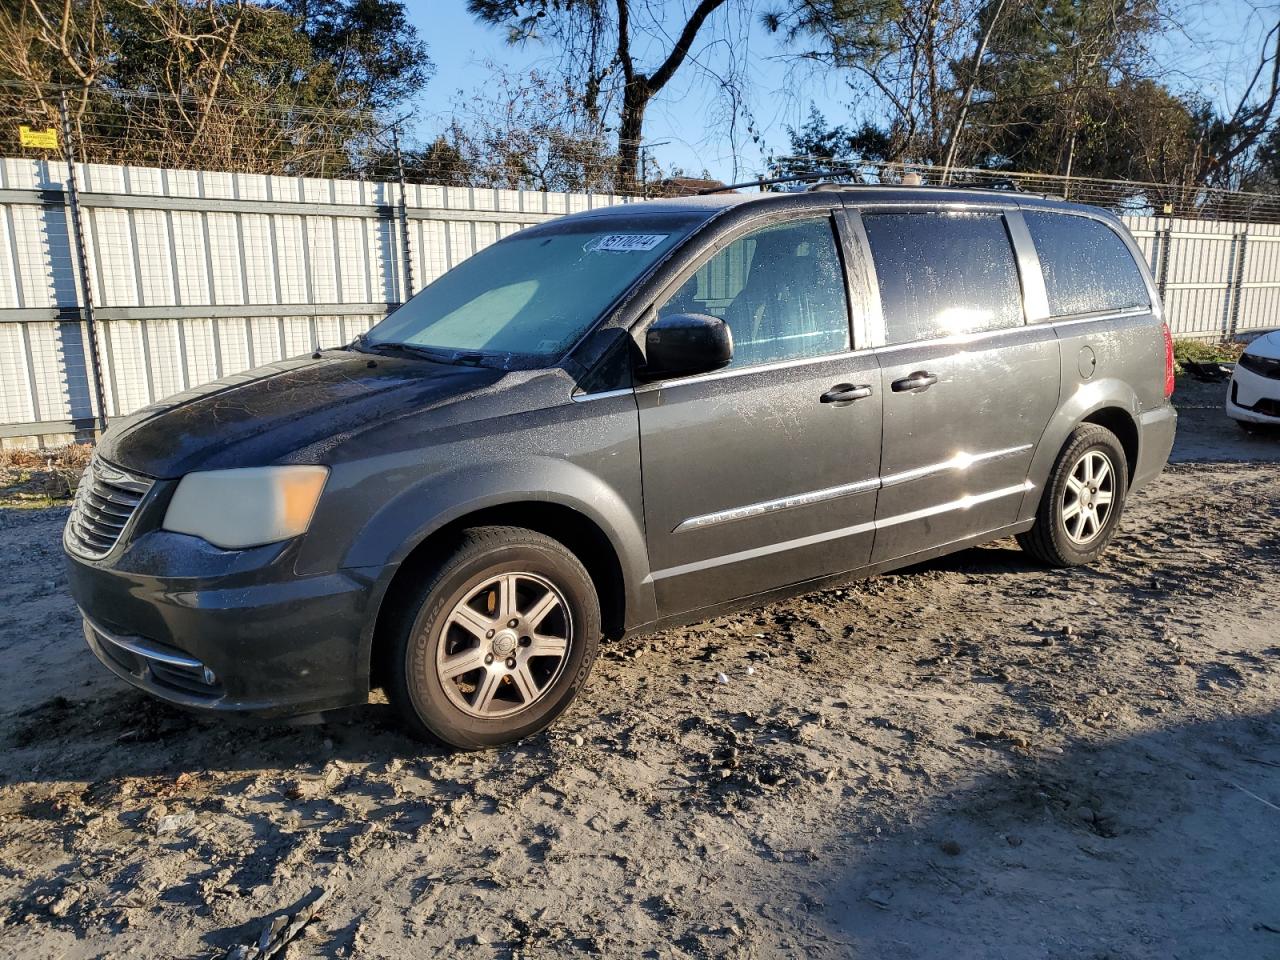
left=350, top=336, right=459, bottom=364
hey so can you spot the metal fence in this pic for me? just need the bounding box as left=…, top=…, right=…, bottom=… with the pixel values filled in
left=0, top=157, right=632, bottom=446
left=2, top=156, right=1279, bottom=446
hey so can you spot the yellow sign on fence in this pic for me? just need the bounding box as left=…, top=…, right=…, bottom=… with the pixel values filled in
left=18, top=125, right=59, bottom=150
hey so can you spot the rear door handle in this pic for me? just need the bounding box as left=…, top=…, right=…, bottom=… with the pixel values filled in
left=820, top=383, right=873, bottom=403
left=891, top=371, right=939, bottom=392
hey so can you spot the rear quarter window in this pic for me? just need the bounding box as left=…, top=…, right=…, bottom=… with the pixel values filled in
left=1024, top=212, right=1150, bottom=317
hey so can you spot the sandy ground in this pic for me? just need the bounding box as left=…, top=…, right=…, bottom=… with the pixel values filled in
left=1, top=380, right=1278, bottom=960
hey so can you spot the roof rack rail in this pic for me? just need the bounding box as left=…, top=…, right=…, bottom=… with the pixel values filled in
left=697, top=169, right=863, bottom=195
left=808, top=181, right=865, bottom=192
left=698, top=169, right=1037, bottom=197
left=955, top=176, right=1023, bottom=192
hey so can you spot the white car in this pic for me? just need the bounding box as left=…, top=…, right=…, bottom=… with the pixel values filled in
left=1227, top=331, right=1280, bottom=429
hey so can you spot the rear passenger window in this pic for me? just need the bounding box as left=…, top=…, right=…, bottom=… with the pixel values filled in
left=863, top=211, right=1023, bottom=345
left=1024, top=212, right=1150, bottom=317
left=657, top=217, right=850, bottom=367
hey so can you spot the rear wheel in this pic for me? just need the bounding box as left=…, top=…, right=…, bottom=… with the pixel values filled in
left=386, top=526, right=600, bottom=749
left=1017, top=424, right=1129, bottom=568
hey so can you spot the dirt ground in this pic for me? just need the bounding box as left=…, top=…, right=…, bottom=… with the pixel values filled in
left=1, top=381, right=1278, bottom=960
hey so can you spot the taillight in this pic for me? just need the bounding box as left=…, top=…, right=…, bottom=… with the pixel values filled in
left=1161, top=322, right=1175, bottom=398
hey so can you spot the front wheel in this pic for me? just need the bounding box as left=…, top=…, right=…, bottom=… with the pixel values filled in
left=385, top=526, right=600, bottom=749
left=1017, top=424, right=1129, bottom=568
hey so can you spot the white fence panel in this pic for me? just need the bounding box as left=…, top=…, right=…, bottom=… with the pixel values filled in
left=1, top=157, right=1276, bottom=446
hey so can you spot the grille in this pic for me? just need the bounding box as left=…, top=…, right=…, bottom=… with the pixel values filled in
left=65, top=458, right=153, bottom=559
left=1239, top=352, right=1280, bottom=380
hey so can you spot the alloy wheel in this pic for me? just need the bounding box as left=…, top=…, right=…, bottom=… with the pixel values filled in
left=435, top=572, right=573, bottom=719
left=1061, top=449, right=1115, bottom=545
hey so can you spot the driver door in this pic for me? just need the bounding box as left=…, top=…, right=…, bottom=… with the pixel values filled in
left=635, top=212, right=884, bottom=617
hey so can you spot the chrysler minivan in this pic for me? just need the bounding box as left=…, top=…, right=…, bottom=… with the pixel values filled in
left=65, top=185, right=1177, bottom=748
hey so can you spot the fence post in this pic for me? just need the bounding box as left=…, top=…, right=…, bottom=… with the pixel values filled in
left=58, top=91, right=109, bottom=433
left=1228, top=228, right=1249, bottom=340
left=391, top=125, right=414, bottom=301
left=1156, top=218, right=1172, bottom=307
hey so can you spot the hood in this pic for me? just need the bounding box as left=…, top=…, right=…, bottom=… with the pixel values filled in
left=97, top=351, right=504, bottom=478
left=1244, top=330, right=1280, bottom=360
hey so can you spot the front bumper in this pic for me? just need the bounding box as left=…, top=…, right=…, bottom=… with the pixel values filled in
left=1226, top=363, right=1280, bottom=424
left=67, top=534, right=386, bottom=718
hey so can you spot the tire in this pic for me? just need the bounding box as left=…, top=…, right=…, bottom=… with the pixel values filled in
left=1016, top=424, right=1129, bottom=568
left=385, top=525, right=600, bottom=749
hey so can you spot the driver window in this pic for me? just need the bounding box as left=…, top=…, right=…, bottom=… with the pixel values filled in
left=657, top=216, right=851, bottom=368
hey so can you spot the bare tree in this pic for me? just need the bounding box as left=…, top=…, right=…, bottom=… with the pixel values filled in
left=0, top=0, right=113, bottom=124
left=469, top=0, right=744, bottom=190
left=1197, top=19, right=1280, bottom=188
left=417, top=66, right=624, bottom=191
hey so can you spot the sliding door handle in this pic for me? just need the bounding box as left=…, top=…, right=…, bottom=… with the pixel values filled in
left=891, top=371, right=938, bottom=392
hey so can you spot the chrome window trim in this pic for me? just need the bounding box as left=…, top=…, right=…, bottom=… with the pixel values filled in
left=1046, top=307, right=1150, bottom=329
left=867, top=309, right=1058, bottom=358
left=673, top=444, right=1034, bottom=533
left=570, top=387, right=635, bottom=403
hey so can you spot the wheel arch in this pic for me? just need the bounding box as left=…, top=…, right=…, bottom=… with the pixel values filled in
left=1080, top=405, right=1139, bottom=485
left=1020, top=380, right=1142, bottom=521
left=364, top=498, right=640, bottom=693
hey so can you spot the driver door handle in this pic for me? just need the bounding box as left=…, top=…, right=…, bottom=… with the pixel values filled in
left=891, top=371, right=939, bottom=392
left=820, top=383, right=873, bottom=403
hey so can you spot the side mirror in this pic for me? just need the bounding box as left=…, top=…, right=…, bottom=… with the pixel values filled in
left=640, top=313, right=733, bottom=381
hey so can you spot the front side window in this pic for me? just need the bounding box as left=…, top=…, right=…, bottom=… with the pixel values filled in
left=1024, top=212, right=1151, bottom=317
left=656, top=216, right=851, bottom=368
left=367, top=217, right=698, bottom=367
left=863, top=211, right=1024, bottom=345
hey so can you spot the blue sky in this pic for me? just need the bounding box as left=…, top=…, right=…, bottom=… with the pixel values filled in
left=402, top=0, right=1274, bottom=182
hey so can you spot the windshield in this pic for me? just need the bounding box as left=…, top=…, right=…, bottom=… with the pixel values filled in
left=364, top=216, right=699, bottom=366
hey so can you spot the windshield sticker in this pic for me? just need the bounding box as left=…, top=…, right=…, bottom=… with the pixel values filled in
left=590, top=234, right=669, bottom=253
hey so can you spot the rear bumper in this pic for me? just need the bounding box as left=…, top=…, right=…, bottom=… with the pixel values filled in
left=67, top=539, right=385, bottom=718
left=1133, top=403, right=1177, bottom=492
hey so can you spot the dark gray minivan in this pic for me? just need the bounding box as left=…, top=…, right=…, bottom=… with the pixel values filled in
left=64, top=185, right=1177, bottom=748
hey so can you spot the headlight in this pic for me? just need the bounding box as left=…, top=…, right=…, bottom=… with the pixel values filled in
left=163, top=466, right=329, bottom=549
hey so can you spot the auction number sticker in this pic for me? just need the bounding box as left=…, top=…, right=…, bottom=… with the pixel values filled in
left=591, top=234, right=668, bottom=252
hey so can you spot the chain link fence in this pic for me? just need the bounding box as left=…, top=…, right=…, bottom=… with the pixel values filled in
left=10, top=81, right=1280, bottom=218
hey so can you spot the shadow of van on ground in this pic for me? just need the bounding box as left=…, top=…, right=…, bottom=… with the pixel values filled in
left=811, top=706, right=1280, bottom=960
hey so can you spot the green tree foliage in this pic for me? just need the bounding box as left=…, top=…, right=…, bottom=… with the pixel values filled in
left=766, top=104, right=892, bottom=182
left=282, top=0, right=431, bottom=110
